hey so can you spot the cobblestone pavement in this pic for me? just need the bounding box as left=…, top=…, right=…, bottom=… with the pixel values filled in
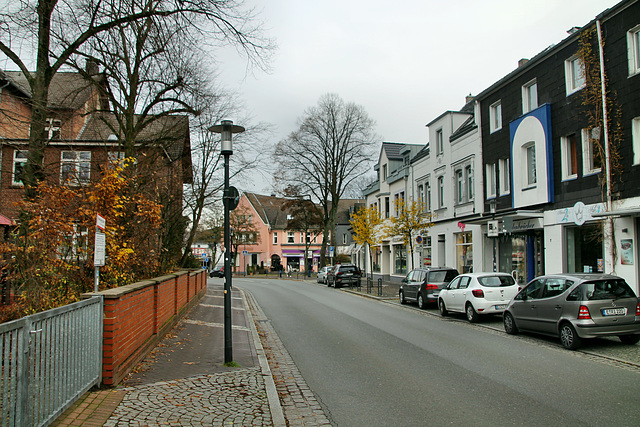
left=244, top=291, right=333, bottom=427
left=105, top=369, right=271, bottom=426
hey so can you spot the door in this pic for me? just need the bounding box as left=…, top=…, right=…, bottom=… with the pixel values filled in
left=449, top=276, right=471, bottom=312
left=510, top=279, right=544, bottom=331
left=535, top=278, right=570, bottom=334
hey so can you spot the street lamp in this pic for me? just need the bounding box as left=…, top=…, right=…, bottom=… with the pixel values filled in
left=208, top=119, right=244, bottom=364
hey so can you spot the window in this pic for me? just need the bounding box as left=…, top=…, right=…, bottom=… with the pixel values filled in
left=486, top=163, right=496, bottom=198
left=436, top=129, right=444, bottom=155
left=561, top=134, right=579, bottom=179
left=342, top=234, right=347, bottom=245
left=287, top=232, right=295, bottom=243
left=522, top=79, right=538, bottom=113
left=582, top=127, right=602, bottom=175
left=417, top=184, right=424, bottom=210
left=455, top=169, right=464, bottom=204
left=565, top=55, right=585, bottom=95
left=465, top=165, right=474, bottom=201
left=273, top=233, right=278, bottom=245
left=525, top=143, right=537, bottom=187
left=425, top=181, right=431, bottom=211
left=61, top=151, right=91, bottom=185
left=394, top=191, right=405, bottom=216
left=108, top=151, right=126, bottom=165
left=634, top=117, right=640, bottom=165
left=437, top=176, right=445, bottom=208
left=385, top=197, right=390, bottom=218
left=46, top=118, right=61, bottom=140
left=382, top=164, right=387, bottom=180
left=60, top=226, right=89, bottom=261
left=628, top=25, right=640, bottom=76
left=498, top=158, right=510, bottom=195
left=489, top=101, right=502, bottom=133
left=12, top=150, right=28, bottom=186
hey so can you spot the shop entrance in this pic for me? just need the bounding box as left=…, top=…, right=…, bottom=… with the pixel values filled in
left=497, top=231, right=544, bottom=285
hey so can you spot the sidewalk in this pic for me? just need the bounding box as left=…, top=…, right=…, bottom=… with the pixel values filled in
left=52, top=279, right=330, bottom=427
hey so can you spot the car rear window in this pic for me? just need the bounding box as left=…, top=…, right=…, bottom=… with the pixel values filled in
left=583, top=279, right=637, bottom=300
left=341, top=266, right=359, bottom=273
left=429, top=270, right=458, bottom=282
left=478, top=275, right=515, bottom=287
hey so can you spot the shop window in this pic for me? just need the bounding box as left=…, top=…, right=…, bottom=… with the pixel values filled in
left=456, top=232, right=473, bottom=273
left=394, top=246, right=407, bottom=275
left=422, top=236, right=432, bottom=267
left=566, top=223, right=603, bottom=273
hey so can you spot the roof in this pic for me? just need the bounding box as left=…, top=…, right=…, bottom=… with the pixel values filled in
left=243, top=193, right=297, bottom=229
left=3, top=71, right=106, bottom=110
left=381, top=142, right=407, bottom=160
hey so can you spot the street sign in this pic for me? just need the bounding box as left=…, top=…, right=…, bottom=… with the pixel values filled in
left=242, top=250, right=248, bottom=256
left=96, top=213, right=106, bottom=232
left=94, top=232, right=106, bottom=267
left=225, top=186, right=240, bottom=210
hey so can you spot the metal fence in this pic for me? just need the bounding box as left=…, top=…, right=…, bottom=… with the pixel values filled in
left=0, top=296, right=103, bottom=427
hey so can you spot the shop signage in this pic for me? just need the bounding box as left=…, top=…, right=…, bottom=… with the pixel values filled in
left=488, top=220, right=499, bottom=237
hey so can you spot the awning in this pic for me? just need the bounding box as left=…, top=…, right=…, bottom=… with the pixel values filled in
left=591, top=207, right=640, bottom=218
left=0, top=214, right=14, bottom=226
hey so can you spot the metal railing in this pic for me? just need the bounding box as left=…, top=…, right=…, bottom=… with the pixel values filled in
left=0, top=296, right=103, bottom=427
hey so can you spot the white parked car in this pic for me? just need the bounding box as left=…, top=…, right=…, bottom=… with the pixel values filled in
left=316, top=265, right=333, bottom=284
left=438, top=272, right=521, bottom=322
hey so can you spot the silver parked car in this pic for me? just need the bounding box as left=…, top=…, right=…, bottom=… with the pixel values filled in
left=503, top=273, right=640, bottom=350
left=316, top=265, right=333, bottom=284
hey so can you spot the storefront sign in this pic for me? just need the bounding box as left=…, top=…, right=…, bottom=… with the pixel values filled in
left=488, top=220, right=499, bottom=237
left=621, top=239, right=634, bottom=265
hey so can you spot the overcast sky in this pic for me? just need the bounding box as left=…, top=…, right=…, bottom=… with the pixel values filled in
left=216, top=0, right=622, bottom=193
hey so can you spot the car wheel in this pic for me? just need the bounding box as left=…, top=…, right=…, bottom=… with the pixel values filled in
left=465, top=303, right=479, bottom=323
left=559, top=323, right=582, bottom=350
left=503, top=312, right=518, bottom=335
left=438, top=299, right=448, bottom=316
left=399, top=290, right=406, bottom=304
left=417, top=293, right=426, bottom=309
left=619, top=335, right=640, bottom=345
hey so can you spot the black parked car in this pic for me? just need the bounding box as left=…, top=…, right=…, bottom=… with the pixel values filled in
left=209, top=266, right=224, bottom=278
left=327, top=264, right=362, bottom=288
left=399, top=267, right=459, bottom=308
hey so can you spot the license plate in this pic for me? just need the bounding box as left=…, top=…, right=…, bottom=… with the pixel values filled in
left=495, top=304, right=507, bottom=310
left=602, top=308, right=627, bottom=316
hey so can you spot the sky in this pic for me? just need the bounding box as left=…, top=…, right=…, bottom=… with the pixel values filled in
left=215, top=0, right=622, bottom=193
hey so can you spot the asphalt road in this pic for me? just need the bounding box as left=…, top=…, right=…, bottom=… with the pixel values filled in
left=237, top=278, right=640, bottom=427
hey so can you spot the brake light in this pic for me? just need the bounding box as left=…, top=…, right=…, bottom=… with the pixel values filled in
left=578, top=305, right=591, bottom=319
left=636, top=303, right=640, bottom=316
left=425, top=283, right=438, bottom=290
left=336, top=271, right=343, bottom=276
left=472, top=289, right=484, bottom=298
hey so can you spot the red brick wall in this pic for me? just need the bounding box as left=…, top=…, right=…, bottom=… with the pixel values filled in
left=85, top=269, right=206, bottom=386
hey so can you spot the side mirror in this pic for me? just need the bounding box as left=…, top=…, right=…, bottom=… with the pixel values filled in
left=401, top=277, right=408, bottom=283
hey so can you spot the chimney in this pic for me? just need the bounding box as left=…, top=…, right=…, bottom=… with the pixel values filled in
left=86, top=58, right=99, bottom=75
left=567, top=26, right=581, bottom=35
left=518, top=58, right=529, bottom=68
left=465, top=93, right=475, bottom=104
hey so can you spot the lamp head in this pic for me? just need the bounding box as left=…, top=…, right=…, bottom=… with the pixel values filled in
left=208, top=120, right=245, bottom=155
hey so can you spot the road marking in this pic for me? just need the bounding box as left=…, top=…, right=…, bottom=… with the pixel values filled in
left=183, top=319, right=250, bottom=331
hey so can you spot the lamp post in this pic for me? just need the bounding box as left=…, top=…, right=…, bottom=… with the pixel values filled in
left=208, top=119, right=244, bottom=364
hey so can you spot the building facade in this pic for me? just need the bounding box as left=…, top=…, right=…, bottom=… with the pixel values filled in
left=359, top=0, right=640, bottom=294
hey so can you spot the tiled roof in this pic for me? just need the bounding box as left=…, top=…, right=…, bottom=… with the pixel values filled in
left=3, top=71, right=105, bottom=110
left=381, top=142, right=406, bottom=160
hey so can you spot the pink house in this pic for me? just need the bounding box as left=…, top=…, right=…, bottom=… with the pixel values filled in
left=238, top=192, right=326, bottom=273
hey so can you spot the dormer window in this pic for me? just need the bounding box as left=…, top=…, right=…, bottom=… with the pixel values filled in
left=46, top=118, right=61, bottom=140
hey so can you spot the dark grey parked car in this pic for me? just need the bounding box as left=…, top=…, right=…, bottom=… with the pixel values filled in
left=399, top=267, right=459, bottom=309
left=327, top=264, right=362, bottom=288
left=503, top=273, right=640, bottom=350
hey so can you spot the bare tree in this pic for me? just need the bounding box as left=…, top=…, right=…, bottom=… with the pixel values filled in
left=0, top=0, right=272, bottom=199
left=273, top=93, right=378, bottom=267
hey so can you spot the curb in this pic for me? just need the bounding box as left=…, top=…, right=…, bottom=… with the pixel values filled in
left=240, top=288, right=287, bottom=427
